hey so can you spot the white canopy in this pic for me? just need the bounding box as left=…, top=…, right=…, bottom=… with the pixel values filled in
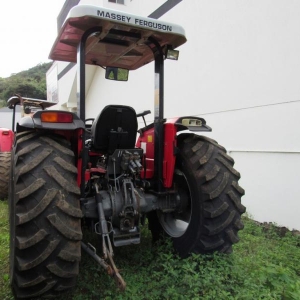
left=49, top=5, right=187, bottom=70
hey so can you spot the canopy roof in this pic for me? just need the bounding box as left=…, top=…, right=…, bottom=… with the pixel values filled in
left=49, top=5, right=187, bottom=70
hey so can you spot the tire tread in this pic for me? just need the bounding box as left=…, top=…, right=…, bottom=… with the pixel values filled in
left=10, top=132, right=81, bottom=298
left=171, top=133, right=245, bottom=257
left=0, top=152, right=11, bottom=200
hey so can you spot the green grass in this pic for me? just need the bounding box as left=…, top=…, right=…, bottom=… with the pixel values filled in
left=1, top=200, right=300, bottom=299
left=0, top=202, right=11, bottom=300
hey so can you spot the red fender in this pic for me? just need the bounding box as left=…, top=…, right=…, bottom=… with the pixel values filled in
left=136, top=116, right=211, bottom=188
left=136, top=119, right=178, bottom=188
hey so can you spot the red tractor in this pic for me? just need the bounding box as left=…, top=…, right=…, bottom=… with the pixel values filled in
left=9, top=5, right=245, bottom=298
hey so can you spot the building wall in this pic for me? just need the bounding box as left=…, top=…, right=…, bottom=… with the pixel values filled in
left=49, top=0, right=300, bottom=229
left=0, top=110, right=21, bottom=129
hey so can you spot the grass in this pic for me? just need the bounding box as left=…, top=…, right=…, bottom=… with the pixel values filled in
left=1, top=200, right=300, bottom=299
left=0, top=201, right=10, bottom=300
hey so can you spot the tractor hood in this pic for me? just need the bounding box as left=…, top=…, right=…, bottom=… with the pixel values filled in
left=49, top=5, right=187, bottom=70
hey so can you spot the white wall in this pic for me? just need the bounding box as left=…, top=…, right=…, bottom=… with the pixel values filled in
left=200, top=102, right=300, bottom=229
left=0, top=112, right=20, bottom=129
left=230, top=151, right=300, bottom=230
left=51, top=0, right=300, bottom=229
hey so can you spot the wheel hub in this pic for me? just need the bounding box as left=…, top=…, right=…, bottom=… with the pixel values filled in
left=158, top=171, right=192, bottom=238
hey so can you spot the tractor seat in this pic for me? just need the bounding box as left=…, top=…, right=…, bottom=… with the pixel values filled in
left=91, top=105, right=137, bottom=154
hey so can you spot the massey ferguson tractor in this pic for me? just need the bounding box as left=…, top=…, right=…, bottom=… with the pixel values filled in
left=9, top=5, right=245, bottom=298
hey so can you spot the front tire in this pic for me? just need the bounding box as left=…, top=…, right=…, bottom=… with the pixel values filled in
left=9, top=131, right=82, bottom=299
left=158, top=134, right=245, bottom=257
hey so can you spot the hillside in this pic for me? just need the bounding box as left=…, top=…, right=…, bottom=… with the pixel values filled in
left=0, top=62, right=53, bottom=107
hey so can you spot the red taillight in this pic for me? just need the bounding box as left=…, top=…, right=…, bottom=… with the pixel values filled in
left=41, top=112, right=73, bottom=123
left=2, top=131, right=9, bottom=135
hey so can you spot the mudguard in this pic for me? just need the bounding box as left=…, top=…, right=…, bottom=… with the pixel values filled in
left=136, top=116, right=211, bottom=188
left=17, top=111, right=85, bottom=131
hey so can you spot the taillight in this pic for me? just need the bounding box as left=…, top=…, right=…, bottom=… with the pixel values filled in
left=2, top=131, right=9, bottom=135
left=41, top=112, right=73, bottom=123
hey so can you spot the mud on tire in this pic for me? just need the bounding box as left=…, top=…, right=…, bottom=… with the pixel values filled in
left=0, top=152, right=11, bottom=200
left=156, top=133, right=246, bottom=258
left=9, top=131, right=82, bottom=299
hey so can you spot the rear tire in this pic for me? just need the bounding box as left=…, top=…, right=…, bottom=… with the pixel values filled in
left=0, top=152, right=11, bottom=200
left=9, top=131, right=82, bottom=299
left=157, top=133, right=245, bottom=257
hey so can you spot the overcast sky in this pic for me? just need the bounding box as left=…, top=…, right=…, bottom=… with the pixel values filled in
left=0, top=0, right=65, bottom=78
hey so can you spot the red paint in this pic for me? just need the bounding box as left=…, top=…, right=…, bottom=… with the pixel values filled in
left=136, top=119, right=179, bottom=188
left=0, top=128, right=14, bottom=152
left=136, top=126, right=155, bottom=180
left=163, top=122, right=177, bottom=187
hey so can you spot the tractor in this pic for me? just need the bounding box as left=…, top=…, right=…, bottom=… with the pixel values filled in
left=9, top=5, right=246, bottom=298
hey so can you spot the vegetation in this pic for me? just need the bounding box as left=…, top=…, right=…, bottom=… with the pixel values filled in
left=0, top=62, right=52, bottom=104
left=0, top=200, right=299, bottom=299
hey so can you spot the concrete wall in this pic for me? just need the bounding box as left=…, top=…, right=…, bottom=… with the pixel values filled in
left=49, top=0, right=300, bottom=230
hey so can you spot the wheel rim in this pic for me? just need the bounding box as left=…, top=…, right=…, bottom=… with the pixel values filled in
left=158, top=169, right=192, bottom=238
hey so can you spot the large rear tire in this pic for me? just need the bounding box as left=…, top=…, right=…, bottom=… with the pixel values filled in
left=0, top=152, right=11, bottom=200
left=9, top=131, right=82, bottom=299
left=157, top=133, right=245, bottom=257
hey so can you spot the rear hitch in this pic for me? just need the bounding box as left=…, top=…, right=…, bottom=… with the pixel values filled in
left=81, top=183, right=126, bottom=291
left=81, top=242, right=126, bottom=291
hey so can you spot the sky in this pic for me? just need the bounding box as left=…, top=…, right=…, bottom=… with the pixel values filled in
left=0, top=0, right=66, bottom=78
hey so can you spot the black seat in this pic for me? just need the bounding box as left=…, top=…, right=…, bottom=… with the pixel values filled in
left=91, top=105, right=137, bottom=154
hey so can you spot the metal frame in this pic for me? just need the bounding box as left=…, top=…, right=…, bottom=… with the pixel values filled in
left=78, top=26, right=102, bottom=196
left=77, top=29, right=167, bottom=194
left=148, top=37, right=165, bottom=193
